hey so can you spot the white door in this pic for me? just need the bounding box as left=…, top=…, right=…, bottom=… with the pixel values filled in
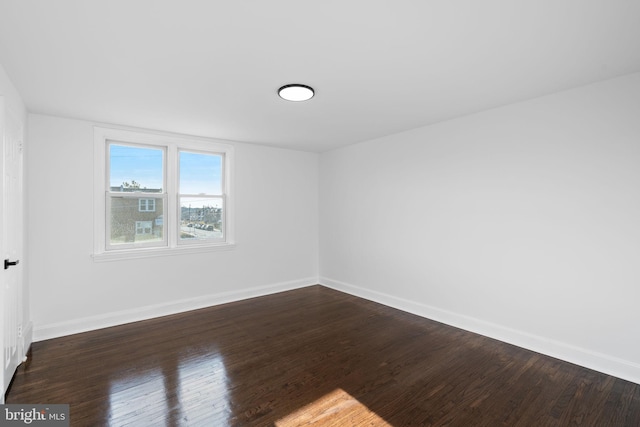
left=0, top=97, right=25, bottom=403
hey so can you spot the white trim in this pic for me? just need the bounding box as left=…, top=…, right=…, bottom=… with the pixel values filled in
left=33, top=277, right=318, bottom=341
left=91, top=241, right=237, bottom=262
left=320, top=277, right=640, bottom=385
left=21, top=321, right=32, bottom=359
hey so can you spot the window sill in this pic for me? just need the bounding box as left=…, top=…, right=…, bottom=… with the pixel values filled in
left=92, top=242, right=236, bottom=262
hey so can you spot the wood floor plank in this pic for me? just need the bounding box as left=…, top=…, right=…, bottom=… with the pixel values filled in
left=5, top=285, right=640, bottom=426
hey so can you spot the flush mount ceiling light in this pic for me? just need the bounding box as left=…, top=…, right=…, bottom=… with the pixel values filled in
left=278, top=84, right=314, bottom=102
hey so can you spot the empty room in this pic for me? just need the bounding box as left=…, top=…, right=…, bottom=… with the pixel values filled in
left=1, top=1, right=640, bottom=426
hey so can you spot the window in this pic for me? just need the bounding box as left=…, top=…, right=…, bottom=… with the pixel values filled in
left=139, top=199, right=156, bottom=212
left=179, top=151, right=224, bottom=242
left=135, top=221, right=153, bottom=235
left=93, top=127, right=234, bottom=260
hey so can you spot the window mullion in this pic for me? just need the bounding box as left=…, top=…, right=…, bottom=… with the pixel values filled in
left=166, top=143, right=178, bottom=248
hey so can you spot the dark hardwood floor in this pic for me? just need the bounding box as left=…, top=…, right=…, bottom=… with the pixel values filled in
left=6, top=285, right=640, bottom=426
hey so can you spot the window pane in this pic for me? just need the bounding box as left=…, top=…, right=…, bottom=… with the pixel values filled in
left=109, top=197, right=164, bottom=245
left=179, top=151, right=222, bottom=195
left=109, top=144, right=164, bottom=192
left=179, top=197, right=223, bottom=241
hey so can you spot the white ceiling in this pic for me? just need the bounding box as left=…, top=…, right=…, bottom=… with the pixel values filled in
left=1, top=1, right=639, bottom=152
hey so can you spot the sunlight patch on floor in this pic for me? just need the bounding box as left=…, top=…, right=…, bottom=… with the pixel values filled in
left=275, top=388, right=392, bottom=426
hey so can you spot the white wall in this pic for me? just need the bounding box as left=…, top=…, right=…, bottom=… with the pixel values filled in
left=0, top=64, right=25, bottom=116
left=28, top=114, right=319, bottom=340
left=320, top=72, right=640, bottom=384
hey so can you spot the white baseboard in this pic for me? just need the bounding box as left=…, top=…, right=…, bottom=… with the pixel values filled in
left=320, top=276, right=640, bottom=386
left=33, top=277, right=318, bottom=342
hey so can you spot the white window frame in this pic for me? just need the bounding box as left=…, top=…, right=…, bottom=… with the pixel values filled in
left=177, top=148, right=227, bottom=247
left=93, top=126, right=235, bottom=261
